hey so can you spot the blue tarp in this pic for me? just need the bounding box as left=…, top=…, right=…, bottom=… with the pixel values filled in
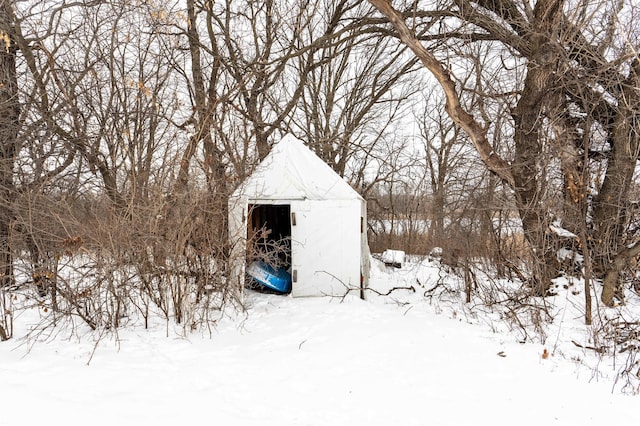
left=246, top=261, right=292, bottom=293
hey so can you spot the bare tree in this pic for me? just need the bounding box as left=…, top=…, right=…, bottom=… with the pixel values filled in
left=0, top=0, right=19, bottom=288
left=418, top=91, right=480, bottom=247
left=289, top=0, right=420, bottom=178
left=368, top=0, right=640, bottom=305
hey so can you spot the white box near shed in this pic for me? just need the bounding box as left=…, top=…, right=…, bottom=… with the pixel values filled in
left=381, top=249, right=405, bottom=268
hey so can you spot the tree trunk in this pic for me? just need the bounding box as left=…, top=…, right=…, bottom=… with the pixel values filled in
left=595, top=59, right=640, bottom=305
left=430, top=183, right=445, bottom=245
left=511, top=83, right=560, bottom=295
left=178, top=0, right=230, bottom=272
left=509, top=1, right=565, bottom=295
left=0, top=0, right=19, bottom=288
left=593, top=59, right=640, bottom=258
left=601, top=243, right=640, bottom=307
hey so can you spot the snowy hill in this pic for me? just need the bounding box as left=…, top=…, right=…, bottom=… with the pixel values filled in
left=1, top=256, right=639, bottom=426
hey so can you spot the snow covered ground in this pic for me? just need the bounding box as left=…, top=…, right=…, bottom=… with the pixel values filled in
left=1, top=256, right=639, bottom=426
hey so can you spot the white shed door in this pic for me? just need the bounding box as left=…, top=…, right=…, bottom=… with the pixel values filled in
left=290, top=200, right=361, bottom=297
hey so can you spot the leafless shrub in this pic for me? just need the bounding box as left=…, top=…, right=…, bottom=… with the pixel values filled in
left=6, top=187, right=241, bottom=342
left=590, top=316, right=640, bottom=394
left=0, top=288, right=12, bottom=341
left=247, top=227, right=291, bottom=271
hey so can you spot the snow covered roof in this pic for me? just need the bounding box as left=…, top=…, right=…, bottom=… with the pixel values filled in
left=232, top=135, right=362, bottom=201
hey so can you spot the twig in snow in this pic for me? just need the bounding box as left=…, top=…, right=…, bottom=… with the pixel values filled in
left=571, top=339, right=607, bottom=354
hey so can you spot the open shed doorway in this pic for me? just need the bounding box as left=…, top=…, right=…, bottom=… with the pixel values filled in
left=247, top=204, right=292, bottom=292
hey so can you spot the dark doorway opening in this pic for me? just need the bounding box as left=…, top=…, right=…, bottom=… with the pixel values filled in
left=247, top=204, right=292, bottom=293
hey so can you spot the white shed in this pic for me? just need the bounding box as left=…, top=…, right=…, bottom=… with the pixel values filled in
left=228, top=136, right=370, bottom=297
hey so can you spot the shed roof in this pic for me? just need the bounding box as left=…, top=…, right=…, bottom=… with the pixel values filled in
left=232, top=136, right=362, bottom=201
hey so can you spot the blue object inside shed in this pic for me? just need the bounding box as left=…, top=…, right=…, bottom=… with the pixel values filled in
left=246, top=260, right=292, bottom=294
